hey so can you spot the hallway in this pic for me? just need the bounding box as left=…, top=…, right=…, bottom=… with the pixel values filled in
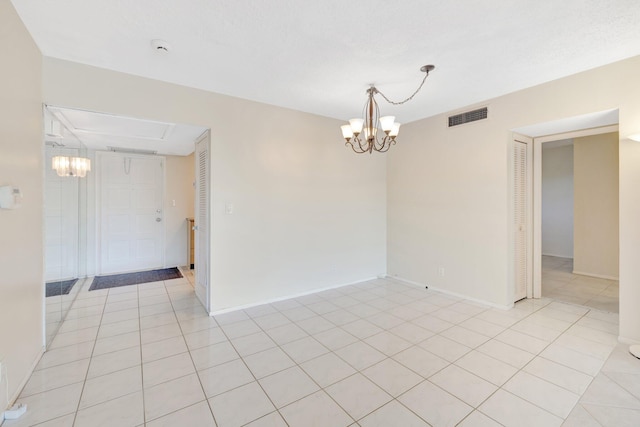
left=542, top=256, right=619, bottom=313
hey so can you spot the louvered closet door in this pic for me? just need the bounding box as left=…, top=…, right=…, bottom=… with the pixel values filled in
left=194, top=135, right=210, bottom=311
left=514, top=140, right=528, bottom=301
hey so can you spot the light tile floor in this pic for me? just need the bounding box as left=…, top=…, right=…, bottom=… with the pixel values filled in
left=542, top=256, right=619, bottom=313
left=5, top=270, right=640, bottom=426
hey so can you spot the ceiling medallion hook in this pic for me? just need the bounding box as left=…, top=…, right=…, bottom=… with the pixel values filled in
left=340, top=64, right=435, bottom=154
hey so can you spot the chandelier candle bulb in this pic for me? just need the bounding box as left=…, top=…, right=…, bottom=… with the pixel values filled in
left=52, top=155, right=91, bottom=177
left=364, top=127, right=377, bottom=141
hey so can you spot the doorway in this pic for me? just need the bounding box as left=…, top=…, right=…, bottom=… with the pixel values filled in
left=43, top=105, right=212, bottom=345
left=538, top=132, right=619, bottom=312
left=511, top=109, right=620, bottom=312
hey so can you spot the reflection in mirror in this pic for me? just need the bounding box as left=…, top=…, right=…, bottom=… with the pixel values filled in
left=43, top=108, right=88, bottom=346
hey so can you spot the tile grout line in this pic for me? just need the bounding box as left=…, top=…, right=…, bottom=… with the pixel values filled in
left=454, top=299, right=600, bottom=423
left=32, top=274, right=622, bottom=426
left=70, top=279, right=111, bottom=427
left=137, top=282, right=147, bottom=426
left=165, top=269, right=222, bottom=427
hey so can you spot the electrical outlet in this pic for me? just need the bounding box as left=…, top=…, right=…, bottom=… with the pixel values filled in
left=438, top=266, right=445, bottom=277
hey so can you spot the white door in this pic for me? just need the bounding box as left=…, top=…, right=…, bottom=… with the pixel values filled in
left=98, top=152, right=165, bottom=274
left=513, top=138, right=532, bottom=301
left=194, top=134, right=210, bottom=311
left=44, top=146, right=79, bottom=281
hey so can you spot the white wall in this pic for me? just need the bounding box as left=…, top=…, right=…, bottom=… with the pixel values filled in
left=389, top=55, right=640, bottom=342
left=573, top=133, right=619, bottom=279
left=542, top=144, right=573, bottom=258
left=42, top=58, right=387, bottom=312
left=165, top=153, right=195, bottom=267
left=0, top=0, right=43, bottom=410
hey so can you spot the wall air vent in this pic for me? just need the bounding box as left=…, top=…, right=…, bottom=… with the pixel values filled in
left=448, top=107, right=488, bottom=127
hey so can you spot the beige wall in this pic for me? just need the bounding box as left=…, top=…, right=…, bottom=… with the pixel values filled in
left=165, top=153, right=195, bottom=267
left=0, top=0, right=44, bottom=410
left=42, top=58, right=387, bottom=311
left=542, top=144, right=574, bottom=258
left=573, top=133, right=619, bottom=278
left=389, top=55, right=640, bottom=342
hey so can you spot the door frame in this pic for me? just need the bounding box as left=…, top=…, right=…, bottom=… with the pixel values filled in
left=510, top=124, right=619, bottom=301
left=531, top=124, right=619, bottom=297
left=95, top=151, right=167, bottom=275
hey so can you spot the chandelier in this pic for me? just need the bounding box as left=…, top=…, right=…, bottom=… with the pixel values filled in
left=340, top=65, right=435, bottom=154
left=52, top=156, right=91, bottom=177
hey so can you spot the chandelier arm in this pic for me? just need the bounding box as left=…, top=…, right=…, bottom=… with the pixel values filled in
left=355, top=136, right=369, bottom=153
left=375, top=67, right=432, bottom=106
left=376, top=137, right=391, bottom=153
left=346, top=141, right=365, bottom=154
left=377, top=138, right=393, bottom=153
left=352, top=136, right=368, bottom=153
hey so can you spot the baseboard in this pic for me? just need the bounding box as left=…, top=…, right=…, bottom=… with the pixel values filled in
left=618, top=336, right=640, bottom=345
left=388, top=275, right=514, bottom=311
left=208, top=276, right=380, bottom=316
left=572, top=270, right=619, bottom=281
left=541, top=253, right=573, bottom=259
left=2, top=345, right=45, bottom=415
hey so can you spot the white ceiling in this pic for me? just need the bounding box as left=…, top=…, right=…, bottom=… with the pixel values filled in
left=13, top=1, right=640, bottom=125
left=45, top=106, right=208, bottom=156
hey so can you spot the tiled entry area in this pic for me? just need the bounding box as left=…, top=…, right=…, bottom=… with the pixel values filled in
left=5, top=276, right=639, bottom=426
left=542, top=255, right=619, bottom=313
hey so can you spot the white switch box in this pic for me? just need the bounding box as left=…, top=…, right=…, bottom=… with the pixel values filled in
left=0, top=186, right=22, bottom=209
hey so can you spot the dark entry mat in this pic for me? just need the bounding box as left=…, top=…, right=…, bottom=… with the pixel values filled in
left=89, top=267, right=183, bottom=291
left=46, top=279, right=78, bottom=297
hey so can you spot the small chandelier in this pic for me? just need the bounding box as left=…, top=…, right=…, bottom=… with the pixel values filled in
left=340, top=65, right=435, bottom=154
left=52, top=156, right=91, bottom=177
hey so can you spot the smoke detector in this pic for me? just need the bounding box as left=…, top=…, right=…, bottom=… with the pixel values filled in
left=150, top=39, right=170, bottom=53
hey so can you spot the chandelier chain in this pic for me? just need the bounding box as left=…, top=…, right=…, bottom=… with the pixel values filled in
left=375, top=69, right=431, bottom=106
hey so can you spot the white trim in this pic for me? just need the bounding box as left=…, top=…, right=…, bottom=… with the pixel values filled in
left=534, top=124, right=619, bottom=143
left=618, top=336, right=640, bottom=345
left=391, top=276, right=515, bottom=311
left=531, top=123, right=620, bottom=299
left=208, top=277, right=378, bottom=316
left=4, top=346, right=45, bottom=411
left=541, top=253, right=573, bottom=259
left=572, top=270, right=619, bottom=281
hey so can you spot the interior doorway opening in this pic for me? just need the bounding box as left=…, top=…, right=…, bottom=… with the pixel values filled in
left=43, top=105, right=212, bottom=346
left=539, top=131, right=619, bottom=312
left=510, top=109, right=620, bottom=313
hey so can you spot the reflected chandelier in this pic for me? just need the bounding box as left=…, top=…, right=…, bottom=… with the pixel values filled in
left=52, top=156, right=91, bottom=178
left=340, top=65, right=435, bottom=154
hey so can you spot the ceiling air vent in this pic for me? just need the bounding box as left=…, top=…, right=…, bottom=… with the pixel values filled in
left=448, top=107, right=488, bottom=127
